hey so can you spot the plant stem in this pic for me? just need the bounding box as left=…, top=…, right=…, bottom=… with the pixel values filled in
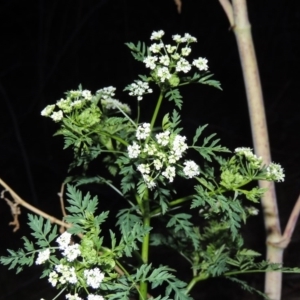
left=139, top=189, right=150, bottom=300
left=186, top=274, right=208, bottom=293
left=150, top=92, right=164, bottom=130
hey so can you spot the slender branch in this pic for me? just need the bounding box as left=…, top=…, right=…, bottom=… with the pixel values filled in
left=173, top=0, right=182, bottom=14
left=0, top=178, right=71, bottom=230
left=58, top=182, right=67, bottom=218
left=279, top=193, right=300, bottom=248
left=218, top=0, right=234, bottom=28
left=150, top=92, right=164, bottom=131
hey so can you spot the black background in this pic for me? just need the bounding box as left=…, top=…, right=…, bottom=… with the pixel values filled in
left=1, top=0, right=300, bottom=299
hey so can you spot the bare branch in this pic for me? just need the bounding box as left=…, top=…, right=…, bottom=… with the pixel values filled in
left=174, top=0, right=182, bottom=14
left=219, top=0, right=234, bottom=28
left=0, top=178, right=70, bottom=230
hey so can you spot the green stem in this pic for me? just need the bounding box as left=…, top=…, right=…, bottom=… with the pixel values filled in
left=139, top=189, right=150, bottom=300
left=186, top=273, right=209, bottom=293
left=150, top=92, right=164, bottom=130
left=150, top=194, right=195, bottom=217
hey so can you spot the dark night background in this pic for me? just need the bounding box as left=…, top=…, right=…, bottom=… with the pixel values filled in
left=1, top=0, right=300, bottom=299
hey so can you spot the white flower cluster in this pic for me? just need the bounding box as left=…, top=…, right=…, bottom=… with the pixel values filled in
left=234, top=147, right=263, bottom=169
left=136, top=123, right=151, bottom=140
left=97, top=86, right=131, bottom=114
left=49, top=264, right=78, bottom=286
left=36, top=248, right=50, bottom=265
left=266, top=162, right=285, bottom=182
left=127, top=125, right=200, bottom=188
left=87, top=295, right=105, bottom=300
left=235, top=147, right=285, bottom=182
left=141, top=30, right=209, bottom=84
left=41, top=86, right=131, bottom=121
left=84, top=268, right=105, bottom=289
left=126, top=80, right=153, bottom=101
left=65, top=293, right=82, bottom=300
left=63, top=294, right=104, bottom=300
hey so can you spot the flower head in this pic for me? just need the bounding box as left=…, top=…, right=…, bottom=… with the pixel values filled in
left=192, top=57, right=208, bottom=71
left=143, top=56, right=158, bottom=70
left=56, top=231, right=72, bottom=250
left=183, top=160, right=200, bottom=178
left=128, top=142, right=141, bottom=158
left=62, top=243, right=81, bottom=262
left=50, top=110, right=63, bottom=122
left=126, top=80, right=152, bottom=101
left=48, top=271, right=59, bottom=287
left=162, top=166, right=176, bottom=182
left=41, top=104, right=55, bottom=117
left=87, top=295, right=105, bottom=300
left=150, top=30, right=165, bottom=40
left=266, top=162, right=285, bottom=182
left=36, top=248, right=50, bottom=265
left=84, top=268, right=105, bottom=289
left=136, top=123, right=151, bottom=140
left=65, top=293, right=82, bottom=300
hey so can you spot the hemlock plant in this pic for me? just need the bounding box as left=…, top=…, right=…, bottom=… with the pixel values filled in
left=0, top=30, right=295, bottom=300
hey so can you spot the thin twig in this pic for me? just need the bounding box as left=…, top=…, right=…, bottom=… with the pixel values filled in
left=58, top=182, right=67, bottom=217
left=174, top=0, right=182, bottom=14
left=279, top=193, right=300, bottom=248
left=218, top=0, right=234, bottom=28
left=0, top=178, right=70, bottom=230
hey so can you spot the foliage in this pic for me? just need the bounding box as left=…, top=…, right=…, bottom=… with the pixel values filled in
left=0, top=29, right=292, bottom=300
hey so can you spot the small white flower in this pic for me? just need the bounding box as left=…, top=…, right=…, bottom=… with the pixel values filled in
left=56, top=98, right=72, bottom=113
left=266, top=162, right=285, bottom=182
left=149, top=43, right=164, bottom=53
left=136, top=123, right=151, bottom=140
left=71, top=99, right=84, bottom=109
left=36, top=248, right=50, bottom=265
left=183, top=160, right=200, bottom=178
left=50, top=110, right=63, bottom=122
left=87, top=295, right=105, bottom=300
left=48, top=271, right=59, bottom=287
left=153, top=159, right=163, bottom=170
left=82, top=89, right=92, bottom=100
left=143, top=56, right=158, bottom=69
left=192, top=57, right=208, bottom=71
left=126, top=81, right=152, bottom=101
left=143, top=143, right=158, bottom=156
left=172, top=34, right=183, bottom=43
left=181, top=47, right=191, bottom=56
left=165, top=44, right=177, bottom=54
left=156, top=131, right=170, bottom=146
left=55, top=264, right=78, bottom=285
left=168, top=151, right=181, bottom=163
left=128, top=142, right=141, bottom=158
left=162, top=166, right=176, bottom=182
left=150, top=30, right=165, bottom=40
left=65, top=293, right=82, bottom=300
left=137, top=164, right=151, bottom=175
left=41, top=104, right=55, bottom=117
left=157, top=67, right=172, bottom=82
left=62, top=243, right=81, bottom=262
left=84, top=268, right=105, bottom=289
left=56, top=231, right=71, bottom=249
left=69, top=90, right=82, bottom=98
left=184, top=33, right=197, bottom=43
left=143, top=175, right=156, bottom=189
left=159, top=55, right=170, bottom=66
left=172, top=135, right=188, bottom=155
left=176, top=57, right=191, bottom=73
left=96, top=86, right=116, bottom=99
